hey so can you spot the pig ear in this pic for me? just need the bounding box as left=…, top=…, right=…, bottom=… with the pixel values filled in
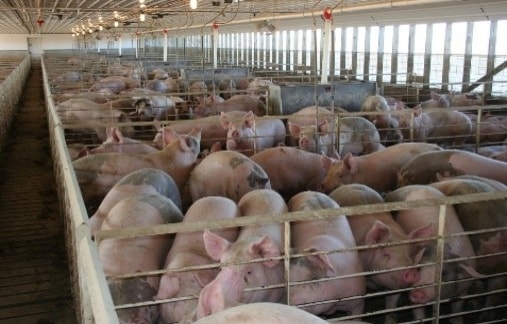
left=220, top=112, right=231, bottom=129
left=153, top=119, right=162, bottom=131
left=287, top=121, right=301, bottom=139
left=210, top=141, right=222, bottom=153
left=458, top=264, right=487, bottom=279
left=365, top=220, right=391, bottom=245
left=113, top=127, right=124, bottom=143
left=153, top=274, right=179, bottom=300
left=196, top=279, right=226, bottom=319
left=203, top=229, right=231, bottom=261
left=249, top=235, right=280, bottom=268
left=162, top=128, right=178, bottom=147
left=320, top=154, right=337, bottom=171
left=244, top=111, right=255, bottom=128
left=430, top=91, right=440, bottom=101
left=342, top=153, right=357, bottom=174
left=304, top=248, right=336, bottom=275
left=408, top=221, right=434, bottom=242
left=195, top=270, right=217, bottom=287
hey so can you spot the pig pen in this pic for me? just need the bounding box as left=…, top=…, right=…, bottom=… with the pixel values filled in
left=41, top=54, right=507, bottom=324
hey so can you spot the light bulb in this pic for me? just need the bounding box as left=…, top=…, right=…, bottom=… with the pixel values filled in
left=139, top=0, right=145, bottom=3
left=99, top=25, right=103, bottom=31
left=190, top=0, right=197, bottom=10
left=114, top=20, right=119, bottom=27
left=140, top=13, right=145, bottom=21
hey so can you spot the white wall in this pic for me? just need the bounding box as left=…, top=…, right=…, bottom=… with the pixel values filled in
left=0, top=34, right=74, bottom=52
left=0, top=35, right=29, bottom=50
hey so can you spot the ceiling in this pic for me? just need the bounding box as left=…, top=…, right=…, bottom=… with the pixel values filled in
left=0, top=0, right=506, bottom=36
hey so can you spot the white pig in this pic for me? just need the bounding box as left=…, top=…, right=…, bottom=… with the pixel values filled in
left=97, top=193, right=183, bottom=324
left=220, top=110, right=286, bottom=156
left=73, top=128, right=201, bottom=213
left=328, top=184, right=434, bottom=312
left=88, top=168, right=181, bottom=236
left=320, top=142, right=442, bottom=194
left=288, top=191, right=366, bottom=316
left=154, top=196, right=240, bottom=324
left=250, top=146, right=327, bottom=201
left=188, top=150, right=271, bottom=203
left=196, top=189, right=287, bottom=318
left=385, top=185, right=483, bottom=323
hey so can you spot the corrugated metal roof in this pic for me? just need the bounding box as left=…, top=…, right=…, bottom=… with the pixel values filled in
left=0, top=0, right=505, bottom=35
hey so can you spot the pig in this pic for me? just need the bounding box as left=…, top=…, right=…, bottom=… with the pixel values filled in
left=288, top=191, right=366, bottom=316
left=220, top=110, right=286, bottom=156
left=449, top=91, right=484, bottom=107
left=53, top=91, right=113, bottom=105
left=145, top=78, right=178, bottom=94
left=152, top=117, right=228, bottom=152
left=73, top=128, right=201, bottom=213
left=246, top=78, right=273, bottom=102
left=193, top=94, right=266, bottom=118
left=149, top=68, right=169, bottom=80
left=384, top=185, right=482, bottom=323
left=87, top=127, right=159, bottom=155
left=250, top=146, right=327, bottom=201
left=188, top=81, right=209, bottom=103
left=57, top=98, right=137, bottom=141
left=397, top=106, right=473, bottom=146
left=218, top=78, right=237, bottom=100
left=155, top=196, right=240, bottom=324
left=288, top=116, right=383, bottom=157
left=397, top=149, right=507, bottom=187
left=51, top=70, right=81, bottom=84
left=188, top=150, right=271, bottom=203
left=430, top=177, right=507, bottom=321
left=360, top=95, right=404, bottom=146
left=129, top=94, right=179, bottom=121
left=328, top=184, right=434, bottom=319
left=88, top=168, right=182, bottom=235
left=416, top=91, right=451, bottom=109
left=285, top=105, right=336, bottom=147
left=466, top=113, right=507, bottom=144
left=97, top=193, right=183, bottom=324
left=89, top=76, right=140, bottom=94
left=192, top=302, right=343, bottom=324
left=320, top=142, right=442, bottom=194
left=197, top=189, right=287, bottom=318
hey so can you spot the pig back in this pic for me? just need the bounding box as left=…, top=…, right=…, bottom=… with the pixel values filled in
left=189, top=150, right=271, bottom=203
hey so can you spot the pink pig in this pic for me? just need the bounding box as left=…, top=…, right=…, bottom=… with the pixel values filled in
left=98, top=193, right=183, bottom=324
left=88, top=127, right=159, bottom=155
left=251, top=146, right=327, bottom=201
left=193, top=94, right=266, bottom=118
left=385, top=185, right=483, bottom=322
left=430, top=177, right=507, bottom=322
left=221, top=110, right=286, bottom=156
left=88, top=168, right=181, bottom=236
left=288, top=191, right=366, bottom=316
left=328, top=184, right=434, bottom=313
left=320, top=142, right=442, bottom=194
left=154, top=196, right=240, bottom=324
left=196, top=189, right=287, bottom=319
left=188, top=150, right=271, bottom=203
left=73, top=128, right=201, bottom=213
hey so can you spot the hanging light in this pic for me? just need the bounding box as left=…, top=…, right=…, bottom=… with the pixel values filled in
left=190, top=0, right=198, bottom=10
left=99, top=25, right=103, bottom=31
left=114, top=19, right=119, bottom=27
left=140, top=12, right=146, bottom=22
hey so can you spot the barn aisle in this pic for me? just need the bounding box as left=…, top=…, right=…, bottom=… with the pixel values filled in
left=0, top=59, right=77, bottom=323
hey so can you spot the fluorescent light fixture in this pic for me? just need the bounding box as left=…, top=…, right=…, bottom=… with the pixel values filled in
left=190, top=0, right=198, bottom=10
left=140, top=13, right=145, bottom=21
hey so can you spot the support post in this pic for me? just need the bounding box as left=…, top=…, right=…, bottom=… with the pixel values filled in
left=320, top=8, right=332, bottom=84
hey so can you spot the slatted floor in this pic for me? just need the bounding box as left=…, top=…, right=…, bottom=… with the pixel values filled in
left=0, top=59, right=77, bottom=324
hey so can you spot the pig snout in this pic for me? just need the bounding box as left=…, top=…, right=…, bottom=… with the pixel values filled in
left=402, top=268, right=420, bottom=285
left=231, top=130, right=240, bottom=138
left=410, top=289, right=431, bottom=304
